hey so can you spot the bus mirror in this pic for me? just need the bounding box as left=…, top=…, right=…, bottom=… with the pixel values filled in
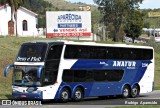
left=4, top=64, right=14, bottom=77
left=37, top=66, right=44, bottom=78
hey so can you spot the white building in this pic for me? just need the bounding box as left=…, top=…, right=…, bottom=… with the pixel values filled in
left=0, top=4, right=39, bottom=37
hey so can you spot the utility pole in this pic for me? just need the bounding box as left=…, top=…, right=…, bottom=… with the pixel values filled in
left=102, top=25, right=106, bottom=41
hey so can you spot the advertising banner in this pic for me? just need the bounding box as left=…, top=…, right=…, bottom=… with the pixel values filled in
left=46, top=11, right=91, bottom=38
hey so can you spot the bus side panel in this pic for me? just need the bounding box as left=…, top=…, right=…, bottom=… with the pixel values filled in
left=55, top=82, right=123, bottom=98
left=69, top=60, right=153, bottom=95
left=139, top=61, right=154, bottom=93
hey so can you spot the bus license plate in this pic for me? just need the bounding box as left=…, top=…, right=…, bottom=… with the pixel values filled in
left=21, top=95, right=26, bottom=98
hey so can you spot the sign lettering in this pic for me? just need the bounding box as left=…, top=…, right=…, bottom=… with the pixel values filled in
left=16, top=57, right=42, bottom=62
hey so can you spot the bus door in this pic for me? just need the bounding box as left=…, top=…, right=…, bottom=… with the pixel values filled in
left=44, top=45, right=63, bottom=85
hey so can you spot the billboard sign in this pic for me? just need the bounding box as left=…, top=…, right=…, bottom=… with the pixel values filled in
left=46, top=11, right=91, bottom=38
left=148, top=12, right=160, bottom=17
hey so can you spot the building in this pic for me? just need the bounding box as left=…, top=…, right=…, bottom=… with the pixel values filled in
left=0, top=4, right=39, bottom=37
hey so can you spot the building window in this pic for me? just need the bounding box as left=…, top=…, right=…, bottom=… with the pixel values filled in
left=22, top=20, right=28, bottom=31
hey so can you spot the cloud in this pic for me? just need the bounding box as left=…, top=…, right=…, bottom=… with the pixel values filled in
left=140, top=0, right=160, bottom=9
left=142, top=0, right=151, bottom=4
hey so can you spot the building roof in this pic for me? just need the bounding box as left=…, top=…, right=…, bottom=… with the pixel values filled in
left=19, top=6, right=38, bottom=16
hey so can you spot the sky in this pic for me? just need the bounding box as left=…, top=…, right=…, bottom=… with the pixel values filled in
left=65, top=0, right=160, bottom=9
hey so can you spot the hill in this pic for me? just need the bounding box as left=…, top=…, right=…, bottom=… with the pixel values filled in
left=22, top=0, right=99, bottom=28
left=22, top=0, right=160, bottom=31
left=142, top=9, right=160, bottom=28
left=44, top=0, right=97, bottom=11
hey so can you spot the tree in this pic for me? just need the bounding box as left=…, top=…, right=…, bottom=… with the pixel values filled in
left=0, top=0, right=27, bottom=36
left=94, top=0, right=143, bottom=42
left=143, top=21, right=150, bottom=28
left=23, top=0, right=53, bottom=28
left=91, top=10, right=101, bottom=37
left=124, top=9, right=143, bottom=43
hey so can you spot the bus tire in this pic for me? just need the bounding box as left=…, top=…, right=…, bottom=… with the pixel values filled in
left=122, top=85, right=130, bottom=98
left=131, top=85, right=139, bottom=98
left=59, top=88, right=70, bottom=102
left=73, top=87, right=83, bottom=102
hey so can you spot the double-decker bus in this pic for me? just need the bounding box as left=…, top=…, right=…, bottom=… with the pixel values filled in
left=4, top=40, right=154, bottom=102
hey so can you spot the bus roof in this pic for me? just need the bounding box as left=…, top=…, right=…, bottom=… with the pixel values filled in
left=26, top=40, right=153, bottom=49
left=64, top=41, right=153, bottom=49
left=22, top=40, right=64, bottom=45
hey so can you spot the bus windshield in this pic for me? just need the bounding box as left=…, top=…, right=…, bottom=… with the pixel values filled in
left=16, top=43, right=47, bottom=62
left=12, top=66, right=42, bottom=86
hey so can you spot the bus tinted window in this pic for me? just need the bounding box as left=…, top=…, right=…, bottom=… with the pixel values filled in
left=44, top=45, right=63, bottom=85
left=64, top=45, right=91, bottom=59
left=62, top=70, right=124, bottom=82
left=74, top=70, right=86, bottom=82
left=16, top=43, right=47, bottom=62
left=64, top=45, right=153, bottom=60
left=142, top=49, right=153, bottom=60
left=62, top=70, right=73, bottom=82
left=47, top=45, right=63, bottom=60
left=105, top=47, right=119, bottom=59
left=94, top=70, right=107, bottom=81
left=64, top=45, right=74, bottom=58
left=91, top=46, right=107, bottom=59
left=119, top=48, right=153, bottom=60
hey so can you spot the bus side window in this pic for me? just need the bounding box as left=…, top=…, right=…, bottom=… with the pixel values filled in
left=143, top=49, right=153, bottom=60
left=62, top=70, right=74, bottom=82
left=45, top=45, right=63, bottom=85
left=85, top=71, right=94, bottom=82
left=92, top=47, right=106, bottom=59
left=74, top=70, right=88, bottom=82
left=94, top=70, right=107, bottom=82
left=64, top=45, right=78, bottom=59
left=106, top=48, right=116, bottom=59
left=47, top=45, right=63, bottom=60
left=76, top=46, right=90, bottom=59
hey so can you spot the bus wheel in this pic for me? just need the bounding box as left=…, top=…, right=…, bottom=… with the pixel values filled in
left=122, top=85, right=130, bottom=98
left=60, top=88, right=70, bottom=102
left=131, top=85, right=139, bottom=98
left=73, top=87, right=83, bottom=102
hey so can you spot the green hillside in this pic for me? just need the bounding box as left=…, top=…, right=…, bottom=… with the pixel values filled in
left=44, top=0, right=82, bottom=10
left=0, top=37, right=160, bottom=99
left=44, top=0, right=97, bottom=11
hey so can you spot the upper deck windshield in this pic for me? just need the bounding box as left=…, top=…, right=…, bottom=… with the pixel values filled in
left=16, top=43, right=47, bottom=62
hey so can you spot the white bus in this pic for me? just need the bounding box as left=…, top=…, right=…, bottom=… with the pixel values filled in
left=4, top=40, right=154, bottom=102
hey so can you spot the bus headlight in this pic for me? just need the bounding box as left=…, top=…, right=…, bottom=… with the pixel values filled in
left=33, top=90, right=41, bottom=94
left=12, top=89, right=19, bottom=92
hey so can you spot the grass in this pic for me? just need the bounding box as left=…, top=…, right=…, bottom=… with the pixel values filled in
left=0, top=36, right=160, bottom=99
left=144, top=41, right=160, bottom=90
left=115, top=106, right=160, bottom=108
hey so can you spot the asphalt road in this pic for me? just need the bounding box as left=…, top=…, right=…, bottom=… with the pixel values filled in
left=1, top=90, right=160, bottom=108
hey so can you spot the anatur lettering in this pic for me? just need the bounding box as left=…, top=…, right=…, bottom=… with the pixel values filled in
left=113, top=61, right=136, bottom=68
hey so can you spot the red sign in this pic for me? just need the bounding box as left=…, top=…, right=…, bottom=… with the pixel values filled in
left=46, top=32, right=91, bottom=38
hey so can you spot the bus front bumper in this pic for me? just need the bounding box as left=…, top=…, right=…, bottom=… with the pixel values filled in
left=12, top=92, right=43, bottom=100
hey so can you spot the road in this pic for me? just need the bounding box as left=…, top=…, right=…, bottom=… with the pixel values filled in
left=1, top=90, right=160, bottom=108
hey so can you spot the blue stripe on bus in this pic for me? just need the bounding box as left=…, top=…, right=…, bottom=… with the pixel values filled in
left=71, top=60, right=151, bottom=83
left=55, top=60, right=152, bottom=99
